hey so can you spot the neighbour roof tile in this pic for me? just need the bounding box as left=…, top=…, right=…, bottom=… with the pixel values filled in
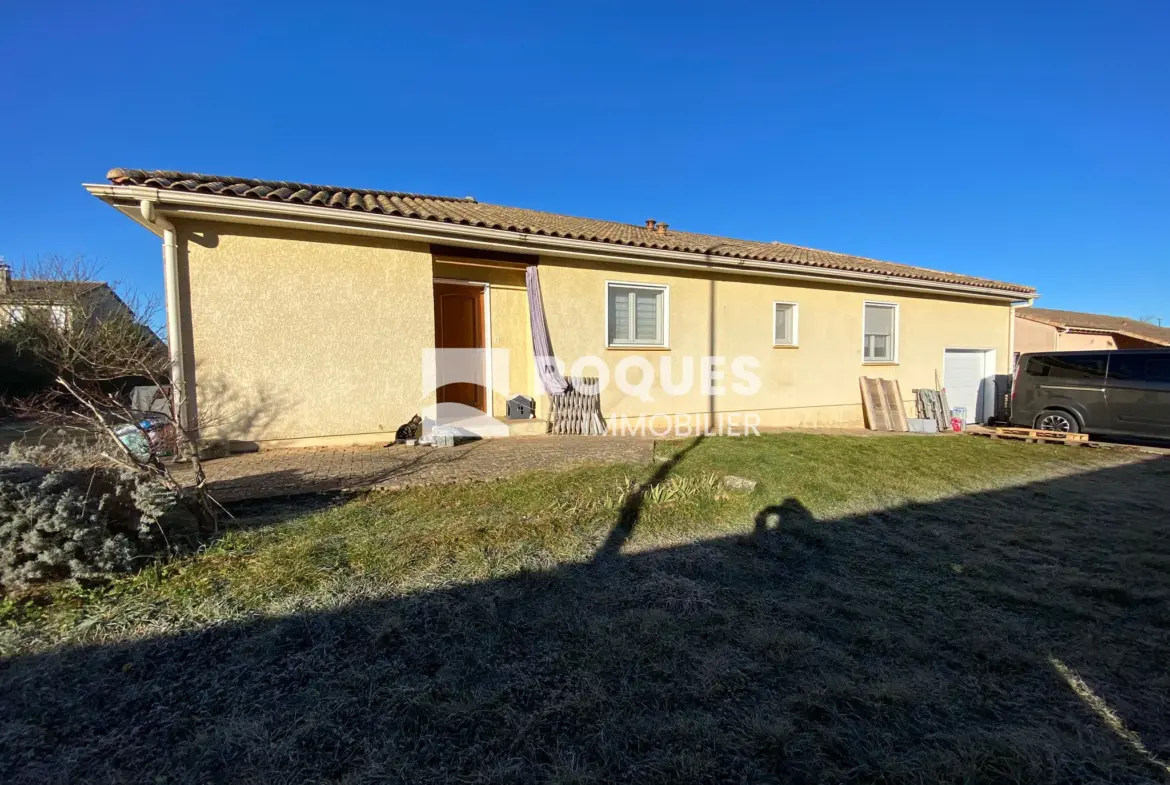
left=1016, top=307, right=1170, bottom=346
left=0, top=280, right=105, bottom=304
left=106, top=168, right=1035, bottom=294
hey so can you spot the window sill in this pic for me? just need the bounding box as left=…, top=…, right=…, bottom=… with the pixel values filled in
left=772, top=344, right=799, bottom=349
left=863, top=361, right=899, bottom=366
left=606, top=345, right=671, bottom=351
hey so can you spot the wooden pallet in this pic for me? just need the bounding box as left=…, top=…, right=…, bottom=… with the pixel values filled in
left=976, top=427, right=1090, bottom=445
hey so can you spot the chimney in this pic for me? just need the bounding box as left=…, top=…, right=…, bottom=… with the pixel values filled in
left=645, top=219, right=657, bottom=231
left=656, top=223, right=669, bottom=234
left=0, top=257, right=9, bottom=295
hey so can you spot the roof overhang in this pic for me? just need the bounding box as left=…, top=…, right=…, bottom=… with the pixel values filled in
left=85, top=183, right=1036, bottom=303
left=1062, top=327, right=1114, bottom=335
left=1014, top=311, right=1170, bottom=346
left=1014, top=312, right=1065, bottom=329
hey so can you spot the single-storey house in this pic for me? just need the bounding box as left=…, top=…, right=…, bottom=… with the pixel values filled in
left=0, top=260, right=139, bottom=331
left=1014, top=307, right=1170, bottom=357
left=86, top=169, right=1036, bottom=448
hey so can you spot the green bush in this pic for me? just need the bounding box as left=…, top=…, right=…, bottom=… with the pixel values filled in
left=0, top=443, right=200, bottom=591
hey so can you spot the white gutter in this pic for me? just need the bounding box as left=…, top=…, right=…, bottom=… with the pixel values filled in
left=138, top=198, right=189, bottom=431
left=87, top=184, right=1036, bottom=303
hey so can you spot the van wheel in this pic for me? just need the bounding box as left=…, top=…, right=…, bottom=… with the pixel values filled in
left=1035, top=410, right=1079, bottom=433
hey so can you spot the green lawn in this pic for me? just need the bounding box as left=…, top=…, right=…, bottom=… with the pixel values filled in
left=3, top=434, right=1170, bottom=783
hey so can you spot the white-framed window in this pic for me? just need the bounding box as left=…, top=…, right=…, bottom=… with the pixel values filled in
left=606, top=281, right=668, bottom=347
left=773, top=301, right=799, bottom=346
left=863, top=301, right=898, bottom=362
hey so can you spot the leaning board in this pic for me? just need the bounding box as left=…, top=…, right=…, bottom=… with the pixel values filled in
left=860, top=377, right=909, bottom=432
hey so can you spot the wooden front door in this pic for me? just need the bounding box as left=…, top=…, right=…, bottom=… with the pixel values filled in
left=433, top=282, right=487, bottom=412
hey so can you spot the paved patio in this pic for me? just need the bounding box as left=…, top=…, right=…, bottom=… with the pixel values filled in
left=196, top=436, right=655, bottom=503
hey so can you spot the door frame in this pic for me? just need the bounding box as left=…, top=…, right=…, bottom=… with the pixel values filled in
left=433, top=278, right=494, bottom=417
left=941, top=347, right=997, bottom=423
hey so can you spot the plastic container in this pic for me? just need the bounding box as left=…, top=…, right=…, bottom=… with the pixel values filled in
left=113, top=424, right=151, bottom=460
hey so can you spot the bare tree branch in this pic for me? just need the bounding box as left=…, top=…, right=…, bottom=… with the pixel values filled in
left=2, top=255, right=217, bottom=532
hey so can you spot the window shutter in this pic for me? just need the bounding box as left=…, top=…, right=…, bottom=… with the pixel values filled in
left=865, top=304, right=893, bottom=335
left=609, top=288, right=630, bottom=342
left=607, top=284, right=666, bottom=345
left=634, top=291, right=660, bottom=342
left=774, top=304, right=795, bottom=344
left=864, top=303, right=896, bottom=360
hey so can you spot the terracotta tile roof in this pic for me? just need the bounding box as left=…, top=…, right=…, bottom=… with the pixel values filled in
left=106, top=168, right=1035, bottom=295
left=1017, top=307, right=1170, bottom=346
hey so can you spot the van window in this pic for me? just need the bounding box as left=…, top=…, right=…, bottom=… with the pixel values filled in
left=1108, top=353, right=1170, bottom=383
left=1024, top=354, right=1108, bottom=380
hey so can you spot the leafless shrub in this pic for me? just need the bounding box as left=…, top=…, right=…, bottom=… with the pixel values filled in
left=2, top=256, right=217, bottom=534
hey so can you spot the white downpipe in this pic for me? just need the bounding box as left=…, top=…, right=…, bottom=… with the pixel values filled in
left=139, top=199, right=188, bottom=430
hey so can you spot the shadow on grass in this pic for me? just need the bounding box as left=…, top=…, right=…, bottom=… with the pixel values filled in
left=202, top=441, right=482, bottom=506
left=3, top=452, right=1170, bottom=783
left=594, top=435, right=704, bottom=561
left=194, top=446, right=485, bottom=542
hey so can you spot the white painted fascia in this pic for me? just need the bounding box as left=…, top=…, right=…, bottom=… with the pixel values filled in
left=84, top=183, right=1037, bottom=302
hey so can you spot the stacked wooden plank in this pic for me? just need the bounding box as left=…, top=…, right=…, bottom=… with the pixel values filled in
left=859, top=377, right=909, bottom=431
left=914, top=388, right=952, bottom=432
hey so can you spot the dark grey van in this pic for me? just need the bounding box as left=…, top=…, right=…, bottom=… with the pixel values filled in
left=1011, top=349, right=1170, bottom=438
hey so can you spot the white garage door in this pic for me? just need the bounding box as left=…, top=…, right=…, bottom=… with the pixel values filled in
left=943, top=349, right=995, bottom=424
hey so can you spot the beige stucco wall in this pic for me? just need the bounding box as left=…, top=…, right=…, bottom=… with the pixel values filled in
left=1013, top=315, right=1057, bottom=354
left=536, top=256, right=1013, bottom=429
left=1013, top=315, right=1118, bottom=354
left=1057, top=332, right=1117, bottom=351
left=180, top=221, right=435, bottom=445
left=177, top=218, right=1016, bottom=442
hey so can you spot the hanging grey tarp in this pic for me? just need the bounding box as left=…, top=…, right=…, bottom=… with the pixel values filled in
left=525, top=265, right=570, bottom=395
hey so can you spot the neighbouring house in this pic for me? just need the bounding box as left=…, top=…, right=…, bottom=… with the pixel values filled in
left=1014, top=307, right=1170, bottom=358
left=0, top=260, right=137, bottom=330
left=86, top=168, right=1036, bottom=448
left=0, top=259, right=164, bottom=403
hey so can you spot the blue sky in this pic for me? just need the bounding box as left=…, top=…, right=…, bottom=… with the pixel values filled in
left=1, top=1, right=1167, bottom=324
